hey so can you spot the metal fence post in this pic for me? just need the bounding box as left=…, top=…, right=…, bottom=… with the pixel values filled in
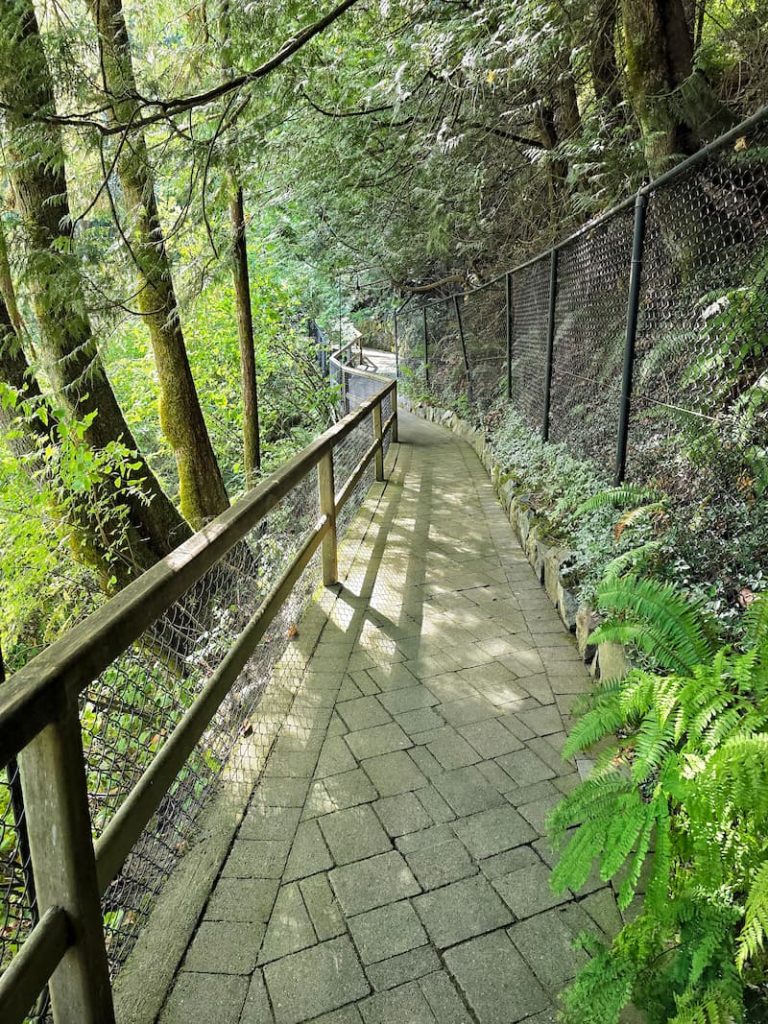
left=422, top=307, right=430, bottom=388
left=453, top=295, right=474, bottom=407
left=393, top=313, right=399, bottom=379
left=615, top=192, right=648, bottom=484
left=505, top=271, right=513, bottom=400
left=541, top=249, right=558, bottom=441
left=318, top=451, right=338, bottom=585
left=18, top=697, right=115, bottom=1024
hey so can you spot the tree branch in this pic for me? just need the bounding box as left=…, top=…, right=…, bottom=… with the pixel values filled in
left=2, top=0, right=362, bottom=136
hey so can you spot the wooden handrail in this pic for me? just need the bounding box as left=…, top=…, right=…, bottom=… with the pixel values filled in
left=0, top=907, right=69, bottom=1024
left=0, top=379, right=395, bottom=766
left=0, top=376, right=397, bottom=1024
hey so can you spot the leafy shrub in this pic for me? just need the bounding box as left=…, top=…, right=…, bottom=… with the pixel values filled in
left=550, top=575, right=768, bottom=1023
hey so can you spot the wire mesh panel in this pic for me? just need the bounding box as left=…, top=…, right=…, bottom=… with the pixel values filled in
left=457, top=279, right=507, bottom=413
left=0, top=761, right=46, bottom=1021
left=548, top=209, right=635, bottom=473
left=509, top=255, right=551, bottom=433
left=627, top=122, right=768, bottom=497
left=424, top=300, right=465, bottom=409
left=335, top=409, right=376, bottom=536
left=79, top=469, right=323, bottom=971
left=396, top=307, right=427, bottom=394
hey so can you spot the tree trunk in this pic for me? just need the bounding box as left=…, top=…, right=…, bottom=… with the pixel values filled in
left=0, top=293, right=158, bottom=585
left=591, top=0, right=624, bottom=114
left=0, top=0, right=190, bottom=561
left=230, top=186, right=261, bottom=486
left=219, top=0, right=261, bottom=487
left=0, top=217, right=23, bottom=334
left=621, top=0, right=732, bottom=175
left=88, top=0, right=231, bottom=528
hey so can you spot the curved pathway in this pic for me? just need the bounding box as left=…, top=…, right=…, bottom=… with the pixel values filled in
left=158, top=413, right=621, bottom=1024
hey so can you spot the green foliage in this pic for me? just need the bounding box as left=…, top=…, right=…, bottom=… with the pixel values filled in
left=484, top=403, right=768, bottom=630
left=591, top=575, right=718, bottom=672
left=550, top=577, right=768, bottom=1022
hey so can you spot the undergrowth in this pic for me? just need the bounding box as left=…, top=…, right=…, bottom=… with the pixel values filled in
left=484, top=403, right=768, bottom=631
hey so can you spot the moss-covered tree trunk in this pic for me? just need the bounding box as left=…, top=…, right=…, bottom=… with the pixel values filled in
left=0, top=217, right=23, bottom=335
left=621, top=0, right=733, bottom=176
left=0, top=0, right=190, bottom=563
left=88, top=0, right=230, bottom=527
left=591, top=0, right=625, bottom=116
left=0, top=289, right=159, bottom=584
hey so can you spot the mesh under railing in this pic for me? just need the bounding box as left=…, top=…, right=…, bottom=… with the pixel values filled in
left=548, top=207, right=635, bottom=475
left=396, top=107, right=768, bottom=497
left=0, top=390, right=392, bottom=1002
left=91, top=468, right=321, bottom=971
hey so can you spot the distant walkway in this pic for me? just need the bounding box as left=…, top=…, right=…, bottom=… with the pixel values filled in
left=158, top=413, right=620, bottom=1024
left=361, top=348, right=396, bottom=377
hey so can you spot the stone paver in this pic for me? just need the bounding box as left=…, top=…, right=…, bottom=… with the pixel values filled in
left=348, top=900, right=427, bottom=963
left=445, top=930, right=549, bottom=1022
left=162, top=413, right=614, bottom=1023
left=330, top=851, right=420, bottom=916
left=413, top=875, right=512, bottom=948
left=159, top=972, right=248, bottom=1024
left=264, top=937, right=370, bottom=1024
left=319, top=804, right=391, bottom=864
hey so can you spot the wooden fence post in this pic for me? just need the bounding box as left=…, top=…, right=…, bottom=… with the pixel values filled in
left=19, top=700, right=115, bottom=1024
left=318, top=451, right=338, bottom=585
left=373, top=402, right=384, bottom=481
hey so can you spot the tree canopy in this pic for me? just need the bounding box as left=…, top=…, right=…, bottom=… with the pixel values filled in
left=0, top=0, right=764, bottom=659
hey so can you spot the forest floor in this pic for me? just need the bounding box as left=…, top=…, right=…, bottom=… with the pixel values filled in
left=156, top=413, right=625, bottom=1024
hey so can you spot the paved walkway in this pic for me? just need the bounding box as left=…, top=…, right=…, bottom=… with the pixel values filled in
left=158, top=413, right=620, bottom=1024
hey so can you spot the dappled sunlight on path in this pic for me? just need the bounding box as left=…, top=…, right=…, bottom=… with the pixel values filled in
left=158, top=413, right=621, bottom=1024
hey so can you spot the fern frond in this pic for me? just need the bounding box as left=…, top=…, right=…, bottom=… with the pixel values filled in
left=595, top=576, right=718, bottom=672
left=699, top=736, right=768, bottom=821
left=743, top=595, right=768, bottom=647
left=737, top=859, right=768, bottom=970
left=576, top=484, right=661, bottom=516
left=668, top=982, right=743, bottom=1024
left=602, top=541, right=663, bottom=581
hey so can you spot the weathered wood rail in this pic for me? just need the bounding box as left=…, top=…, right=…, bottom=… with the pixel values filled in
left=0, top=375, right=397, bottom=1024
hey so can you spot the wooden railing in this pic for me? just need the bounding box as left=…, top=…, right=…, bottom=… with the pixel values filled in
left=0, top=378, right=397, bottom=1024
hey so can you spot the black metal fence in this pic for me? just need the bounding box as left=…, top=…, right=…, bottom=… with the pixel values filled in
left=396, top=105, right=768, bottom=492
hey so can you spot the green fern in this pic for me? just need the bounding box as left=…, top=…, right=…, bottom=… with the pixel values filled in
left=593, top=575, right=719, bottom=672
left=602, top=540, right=664, bottom=581
left=738, top=860, right=768, bottom=970
left=576, top=484, right=662, bottom=516
left=551, top=583, right=768, bottom=1023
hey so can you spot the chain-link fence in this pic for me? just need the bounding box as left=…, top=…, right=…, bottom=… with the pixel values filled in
left=396, top=105, right=768, bottom=497
left=0, top=382, right=392, bottom=1012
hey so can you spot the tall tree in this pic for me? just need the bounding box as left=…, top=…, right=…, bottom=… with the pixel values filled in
left=0, top=287, right=160, bottom=584
left=88, top=0, right=231, bottom=527
left=0, top=0, right=190, bottom=561
left=220, top=0, right=261, bottom=487
left=591, top=0, right=624, bottom=112
left=621, top=0, right=733, bottom=175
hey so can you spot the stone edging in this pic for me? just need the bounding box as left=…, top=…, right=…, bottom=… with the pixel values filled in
left=406, top=400, right=629, bottom=683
